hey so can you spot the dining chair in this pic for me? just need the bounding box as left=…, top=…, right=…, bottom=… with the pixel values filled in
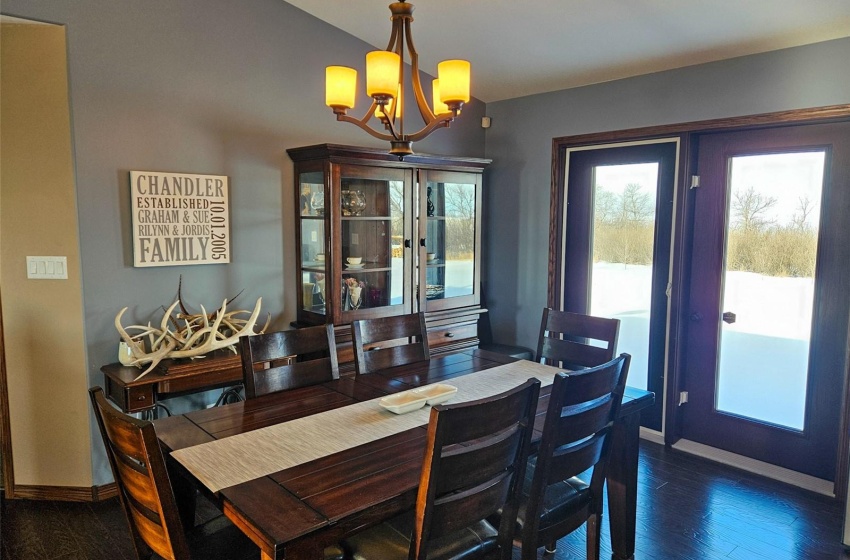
left=511, top=353, right=631, bottom=560
left=535, top=308, right=620, bottom=370
left=351, top=312, right=430, bottom=375
left=88, top=386, right=259, bottom=560
left=340, top=378, right=541, bottom=560
left=239, top=324, right=339, bottom=399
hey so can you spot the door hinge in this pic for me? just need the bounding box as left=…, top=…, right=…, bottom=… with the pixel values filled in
left=678, top=391, right=689, bottom=406
left=690, top=175, right=700, bottom=189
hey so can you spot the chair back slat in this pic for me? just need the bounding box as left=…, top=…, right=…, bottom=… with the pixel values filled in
left=351, top=313, right=430, bottom=375
left=435, top=425, right=523, bottom=495
left=551, top=399, right=615, bottom=448
left=536, top=308, right=620, bottom=369
left=539, top=338, right=612, bottom=370
left=521, top=354, right=631, bottom=554
left=251, top=359, right=336, bottom=395
left=89, top=387, right=191, bottom=560
left=240, top=324, right=339, bottom=399
left=410, top=379, right=540, bottom=560
left=547, top=431, right=608, bottom=482
left=429, top=470, right=514, bottom=537
left=559, top=361, right=622, bottom=406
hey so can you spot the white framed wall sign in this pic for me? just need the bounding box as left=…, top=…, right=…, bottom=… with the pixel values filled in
left=130, top=171, right=230, bottom=267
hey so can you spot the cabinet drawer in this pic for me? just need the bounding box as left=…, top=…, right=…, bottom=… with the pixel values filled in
left=428, top=323, right=477, bottom=348
left=126, top=386, right=155, bottom=413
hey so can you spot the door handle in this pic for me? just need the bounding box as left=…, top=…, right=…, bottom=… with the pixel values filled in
left=419, top=238, right=426, bottom=247
left=722, top=311, right=736, bottom=324
left=404, top=239, right=411, bottom=249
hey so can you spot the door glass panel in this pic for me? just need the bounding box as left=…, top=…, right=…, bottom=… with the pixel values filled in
left=589, top=163, right=659, bottom=390
left=716, top=151, right=825, bottom=430
left=340, top=176, right=405, bottom=310
left=425, top=180, right=476, bottom=301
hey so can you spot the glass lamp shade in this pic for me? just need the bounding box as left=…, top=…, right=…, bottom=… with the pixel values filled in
left=326, top=66, right=357, bottom=109
left=437, top=60, right=471, bottom=104
left=366, top=50, right=400, bottom=98
left=432, top=80, right=451, bottom=115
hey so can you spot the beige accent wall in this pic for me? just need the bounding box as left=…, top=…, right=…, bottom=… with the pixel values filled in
left=1, top=24, right=93, bottom=487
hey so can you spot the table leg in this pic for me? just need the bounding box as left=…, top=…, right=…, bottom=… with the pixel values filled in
left=607, top=411, right=640, bottom=560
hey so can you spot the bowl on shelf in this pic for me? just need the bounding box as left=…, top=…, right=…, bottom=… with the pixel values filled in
left=347, top=257, right=362, bottom=265
left=426, top=252, right=436, bottom=262
left=316, top=253, right=325, bottom=262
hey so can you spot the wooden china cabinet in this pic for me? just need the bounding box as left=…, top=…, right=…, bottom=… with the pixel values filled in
left=287, top=144, right=490, bottom=370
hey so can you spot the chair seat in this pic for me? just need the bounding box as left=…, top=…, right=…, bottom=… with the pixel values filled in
left=185, top=514, right=260, bottom=560
left=516, top=476, right=590, bottom=534
left=341, top=511, right=500, bottom=560
left=498, top=458, right=591, bottom=536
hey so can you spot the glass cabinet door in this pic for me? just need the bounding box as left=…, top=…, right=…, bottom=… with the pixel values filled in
left=419, top=170, right=481, bottom=310
left=298, top=170, right=328, bottom=318
left=336, top=165, right=413, bottom=320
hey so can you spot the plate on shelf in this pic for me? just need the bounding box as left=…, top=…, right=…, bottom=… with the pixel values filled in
left=346, top=264, right=365, bottom=270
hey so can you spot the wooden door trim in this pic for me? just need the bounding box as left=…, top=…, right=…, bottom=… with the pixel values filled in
left=547, top=103, right=850, bottom=498
left=0, top=289, right=14, bottom=497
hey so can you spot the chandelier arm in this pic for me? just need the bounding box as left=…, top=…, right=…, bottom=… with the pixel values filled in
left=335, top=113, right=396, bottom=142
left=403, top=18, right=437, bottom=123
left=404, top=113, right=454, bottom=143
left=386, top=14, right=401, bottom=51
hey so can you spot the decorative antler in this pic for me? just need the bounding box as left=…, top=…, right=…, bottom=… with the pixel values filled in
left=115, top=297, right=267, bottom=381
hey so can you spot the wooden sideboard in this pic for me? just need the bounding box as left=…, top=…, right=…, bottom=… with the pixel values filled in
left=100, top=349, right=243, bottom=414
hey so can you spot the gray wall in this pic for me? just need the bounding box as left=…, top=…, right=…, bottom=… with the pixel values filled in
left=1, top=0, right=485, bottom=485
left=483, top=37, right=850, bottom=351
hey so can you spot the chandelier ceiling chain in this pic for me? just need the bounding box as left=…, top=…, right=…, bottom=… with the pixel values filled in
left=325, top=1, right=470, bottom=157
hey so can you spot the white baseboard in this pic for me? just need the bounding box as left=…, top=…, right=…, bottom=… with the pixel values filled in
left=671, top=438, right=834, bottom=497
left=639, top=427, right=665, bottom=445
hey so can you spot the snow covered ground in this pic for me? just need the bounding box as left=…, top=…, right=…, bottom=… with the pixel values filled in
left=591, top=262, right=811, bottom=430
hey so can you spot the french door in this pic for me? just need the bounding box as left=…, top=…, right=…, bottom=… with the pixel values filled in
left=560, top=140, right=677, bottom=431
left=681, top=122, right=850, bottom=480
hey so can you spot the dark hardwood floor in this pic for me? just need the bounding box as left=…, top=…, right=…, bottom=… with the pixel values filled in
left=2, top=441, right=848, bottom=559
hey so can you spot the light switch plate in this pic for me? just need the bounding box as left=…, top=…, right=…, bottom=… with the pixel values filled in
left=26, top=256, right=68, bottom=279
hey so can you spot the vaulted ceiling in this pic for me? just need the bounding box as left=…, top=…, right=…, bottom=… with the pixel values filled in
left=286, top=0, right=850, bottom=103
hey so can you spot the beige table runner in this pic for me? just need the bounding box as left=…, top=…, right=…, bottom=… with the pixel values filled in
left=171, top=360, right=564, bottom=493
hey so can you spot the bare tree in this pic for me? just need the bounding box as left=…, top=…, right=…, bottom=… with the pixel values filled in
left=791, top=196, right=816, bottom=231
left=620, top=183, right=653, bottom=224
left=444, top=183, right=475, bottom=218
left=593, top=187, right=617, bottom=224
left=731, top=186, right=777, bottom=231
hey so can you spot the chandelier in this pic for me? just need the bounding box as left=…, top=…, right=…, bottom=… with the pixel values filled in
left=325, top=1, right=470, bottom=157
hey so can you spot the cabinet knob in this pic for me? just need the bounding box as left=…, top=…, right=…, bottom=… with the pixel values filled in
left=404, top=239, right=412, bottom=249
left=419, top=238, right=426, bottom=247
left=445, top=332, right=455, bottom=338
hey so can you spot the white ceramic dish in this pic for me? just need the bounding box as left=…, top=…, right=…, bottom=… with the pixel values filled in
left=346, top=264, right=365, bottom=269
left=379, top=392, right=428, bottom=414
left=412, top=384, right=458, bottom=405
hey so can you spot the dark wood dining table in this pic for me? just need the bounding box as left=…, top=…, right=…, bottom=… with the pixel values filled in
left=155, top=348, right=654, bottom=560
